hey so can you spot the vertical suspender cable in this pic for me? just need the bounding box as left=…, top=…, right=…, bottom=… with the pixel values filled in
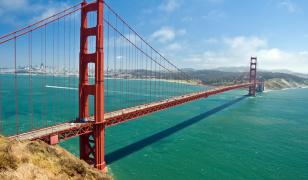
left=154, top=53, right=156, bottom=99
left=126, top=28, right=129, bottom=105
left=150, top=49, right=152, bottom=102
left=68, top=14, right=71, bottom=104
left=40, top=28, right=43, bottom=129
left=120, top=21, right=124, bottom=108
left=28, top=31, right=33, bottom=130
left=52, top=22, right=55, bottom=125
left=145, top=45, right=148, bottom=103
left=125, top=26, right=128, bottom=105
left=113, top=19, right=116, bottom=106
left=137, top=33, right=140, bottom=105
left=63, top=16, right=66, bottom=121
left=27, top=32, right=30, bottom=131
left=123, top=24, right=128, bottom=105
left=73, top=12, right=77, bottom=115
left=57, top=19, right=60, bottom=124
left=14, top=35, right=18, bottom=135
left=133, top=32, right=136, bottom=105
left=128, top=30, right=131, bottom=105
left=44, top=25, right=47, bottom=128
left=106, top=13, right=110, bottom=101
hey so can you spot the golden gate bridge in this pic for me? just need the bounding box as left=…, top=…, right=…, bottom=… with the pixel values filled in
left=0, top=0, right=262, bottom=172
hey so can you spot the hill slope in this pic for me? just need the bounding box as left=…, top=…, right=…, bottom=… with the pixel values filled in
left=0, top=136, right=111, bottom=180
left=125, top=69, right=308, bottom=90
left=185, top=70, right=308, bottom=90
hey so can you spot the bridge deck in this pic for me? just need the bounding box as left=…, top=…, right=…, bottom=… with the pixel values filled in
left=10, top=83, right=251, bottom=143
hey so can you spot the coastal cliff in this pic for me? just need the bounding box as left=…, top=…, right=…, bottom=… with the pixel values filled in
left=264, top=78, right=308, bottom=90
left=0, top=136, right=111, bottom=180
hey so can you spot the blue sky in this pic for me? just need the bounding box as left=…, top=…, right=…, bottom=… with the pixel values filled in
left=1, top=0, right=308, bottom=73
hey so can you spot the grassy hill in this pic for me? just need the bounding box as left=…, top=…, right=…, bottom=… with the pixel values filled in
left=184, top=70, right=308, bottom=90
left=0, top=136, right=111, bottom=180
left=108, top=69, right=308, bottom=90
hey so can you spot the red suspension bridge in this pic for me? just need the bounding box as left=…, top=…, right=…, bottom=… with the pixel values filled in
left=0, top=0, right=262, bottom=172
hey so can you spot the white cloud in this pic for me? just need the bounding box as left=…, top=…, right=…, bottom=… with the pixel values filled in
left=31, top=3, right=68, bottom=22
left=183, top=36, right=308, bottom=73
left=278, top=0, right=300, bottom=13
left=259, top=49, right=308, bottom=73
left=202, top=10, right=226, bottom=20
left=159, top=0, right=182, bottom=13
left=166, top=42, right=183, bottom=51
left=0, top=0, right=69, bottom=25
left=0, top=0, right=30, bottom=25
left=150, top=26, right=186, bottom=43
left=299, top=51, right=308, bottom=55
left=151, top=27, right=175, bottom=43
left=107, top=33, right=142, bottom=49
left=224, top=36, right=267, bottom=53
left=0, top=0, right=28, bottom=10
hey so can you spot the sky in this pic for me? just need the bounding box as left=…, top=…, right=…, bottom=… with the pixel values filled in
left=0, top=0, right=308, bottom=73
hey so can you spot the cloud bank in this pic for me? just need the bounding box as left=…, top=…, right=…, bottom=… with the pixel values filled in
left=183, top=36, right=308, bottom=73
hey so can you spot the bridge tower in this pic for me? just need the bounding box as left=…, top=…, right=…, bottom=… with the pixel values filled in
left=79, top=0, right=106, bottom=172
left=249, top=57, right=257, bottom=96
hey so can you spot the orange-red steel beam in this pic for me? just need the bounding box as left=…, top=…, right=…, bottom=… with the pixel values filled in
left=94, top=0, right=105, bottom=171
left=79, top=0, right=106, bottom=172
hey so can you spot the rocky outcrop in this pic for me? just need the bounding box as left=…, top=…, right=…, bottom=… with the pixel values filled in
left=0, top=136, right=112, bottom=180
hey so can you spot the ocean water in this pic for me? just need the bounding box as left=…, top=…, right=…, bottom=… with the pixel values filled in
left=1, top=75, right=308, bottom=179
left=0, top=74, right=203, bottom=135
left=63, top=87, right=308, bottom=179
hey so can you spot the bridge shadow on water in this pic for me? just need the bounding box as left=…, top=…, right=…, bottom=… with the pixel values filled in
left=105, top=95, right=248, bottom=164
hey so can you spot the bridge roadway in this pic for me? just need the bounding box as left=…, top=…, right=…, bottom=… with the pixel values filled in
left=10, top=82, right=252, bottom=144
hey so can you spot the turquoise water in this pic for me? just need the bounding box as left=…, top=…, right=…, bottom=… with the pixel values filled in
left=1, top=74, right=308, bottom=179
left=62, top=88, right=308, bottom=179
left=0, top=74, right=203, bottom=135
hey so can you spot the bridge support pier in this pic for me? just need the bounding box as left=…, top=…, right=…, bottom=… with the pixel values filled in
left=249, top=57, right=257, bottom=96
left=79, top=0, right=106, bottom=172
left=49, top=134, right=59, bottom=145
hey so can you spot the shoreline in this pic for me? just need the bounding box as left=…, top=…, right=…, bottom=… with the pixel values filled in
left=264, top=86, right=308, bottom=92
left=0, top=73, right=202, bottom=86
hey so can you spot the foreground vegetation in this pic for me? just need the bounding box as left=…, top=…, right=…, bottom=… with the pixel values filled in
left=0, top=136, right=111, bottom=180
